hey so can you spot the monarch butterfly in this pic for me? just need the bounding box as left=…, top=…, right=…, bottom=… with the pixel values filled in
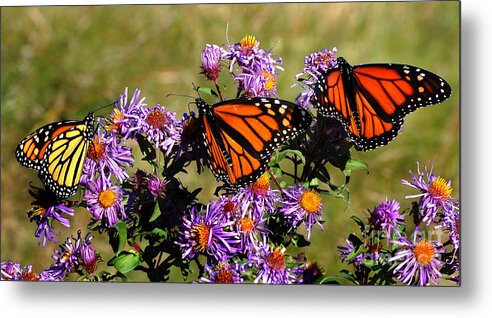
left=311, top=57, right=452, bottom=151
left=16, top=112, right=95, bottom=199
left=196, top=97, right=312, bottom=187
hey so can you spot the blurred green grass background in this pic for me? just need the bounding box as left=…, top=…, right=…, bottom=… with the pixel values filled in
left=1, top=2, right=459, bottom=282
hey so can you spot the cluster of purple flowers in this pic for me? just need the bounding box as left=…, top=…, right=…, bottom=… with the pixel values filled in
left=2, top=230, right=97, bottom=281
left=337, top=162, right=460, bottom=286
left=177, top=173, right=325, bottom=284
left=82, top=87, right=191, bottom=233
left=294, top=46, right=338, bottom=109
left=200, top=35, right=283, bottom=97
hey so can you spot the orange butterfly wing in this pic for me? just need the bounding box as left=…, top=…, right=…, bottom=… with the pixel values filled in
left=313, top=57, right=452, bottom=150
left=197, top=97, right=311, bottom=187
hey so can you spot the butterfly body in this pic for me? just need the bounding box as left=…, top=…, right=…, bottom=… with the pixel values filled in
left=16, top=112, right=95, bottom=198
left=196, top=97, right=312, bottom=187
left=312, top=57, right=452, bottom=151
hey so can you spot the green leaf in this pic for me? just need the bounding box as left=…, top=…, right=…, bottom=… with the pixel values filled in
left=308, top=178, right=319, bottom=187
left=350, top=215, right=367, bottom=233
left=109, top=221, right=127, bottom=255
left=362, top=259, right=378, bottom=269
left=108, top=251, right=143, bottom=274
left=343, top=158, right=369, bottom=176
left=197, top=86, right=219, bottom=98
left=149, top=202, right=161, bottom=223
left=269, top=167, right=283, bottom=178
left=136, top=133, right=156, bottom=162
left=114, top=221, right=128, bottom=255
left=134, top=227, right=169, bottom=240
left=270, top=148, right=306, bottom=166
left=292, top=234, right=311, bottom=247
left=315, top=274, right=354, bottom=285
left=347, top=233, right=364, bottom=246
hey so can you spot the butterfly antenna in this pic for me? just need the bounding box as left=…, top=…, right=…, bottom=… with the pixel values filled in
left=92, top=101, right=115, bottom=114
left=225, top=22, right=230, bottom=45
left=268, top=40, right=280, bottom=53
left=165, top=93, right=196, bottom=100
left=187, top=101, right=197, bottom=114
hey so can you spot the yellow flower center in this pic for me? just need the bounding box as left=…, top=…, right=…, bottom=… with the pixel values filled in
left=314, top=52, right=333, bottom=67
left=61, top=251, right=72, bottom=263
left=88, top=137, right=106, bottom=161
left=262, top=70, right=276, bottom=91
left=21, top=271, right=38, bottom=281
left=191, top=224, right=210, bottom=253
left=146, top=109, right=168, bottom=130
left=414, top=240, right=436, bottom=266
left=250, top=173, right=270, bottom=195
left=240, top=35, right=259, bottom=54
left=300, top=189, right=322, bottom=214
left=214, top=262, right=234, bottom=283
left=222, top=200, right=237, bottom=216
left=98, top=189, right=117, bottom=209
left=240, top=217, right=254, bottom=233
left=106, top=108, right=125, bottom=132
left=428, top=177, right=452, bottom=200
left=31, top=205, right=47, bottom=217
left=266, top=247, right=286, bottom=271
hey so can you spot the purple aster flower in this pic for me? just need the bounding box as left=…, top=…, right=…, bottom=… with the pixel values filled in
left=201, top=44, right=225, bottom=83
left=1, top=261, right=65, bottom=281
left=145, top=173, right=169, bottom=199
left=368, top=198, right=404, bottom=238
left=223, top=35, right=283, bottom=96
left=297, top=47, right=338, bottom=80
left=444, top=209, right=460, bottom=251
left=106, top=87, right=147, bottom=139
left=199, top=260, right=244, bottom=284
left=222, top=35, right=283, bottom=74
left=234, top=173, right=280, bottom=217
left=176, top=203, right=240, bottom=262
left=38, top=268, right=65, bottom=281
left=295, top=88, right=315, bottom=109
left=234, top=69, right=278, bottom=97
left=81, top=132, right=134, bottom=184
left=389, top=232, right=445, bottom=286
left=223, top=34, right=261, bottom=70
left=26, top=185, right=74, bottom=246
left=294, top=47, right=337, bottom=109
left=84, top=175, right=126, bottom=227
left=279, top=184, right=324, bottom=240
left=401, top=162, right=458, bottom=225
left=79, top=233, right=98, bottom=274
left=140, top=103, right=182, bottom=155
left=235, top=205, right=270, bottom=253
left=209, top=195, right=242, bottom=221
left=247, top=240, right=300, bottom=284
left=49, top=230, right=88, bottom=278
left=1, top=261, right=23, bottom=280
left=435, top=204, right=460, bottom=251
left=338, top=237, right=364, bottom=265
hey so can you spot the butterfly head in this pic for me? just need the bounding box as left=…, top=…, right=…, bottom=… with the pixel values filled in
left=195, top=98, right=214, bottom=117
left=336, top=56, right=346, bottom=65
left=336, top=57, right=353, bottom=75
